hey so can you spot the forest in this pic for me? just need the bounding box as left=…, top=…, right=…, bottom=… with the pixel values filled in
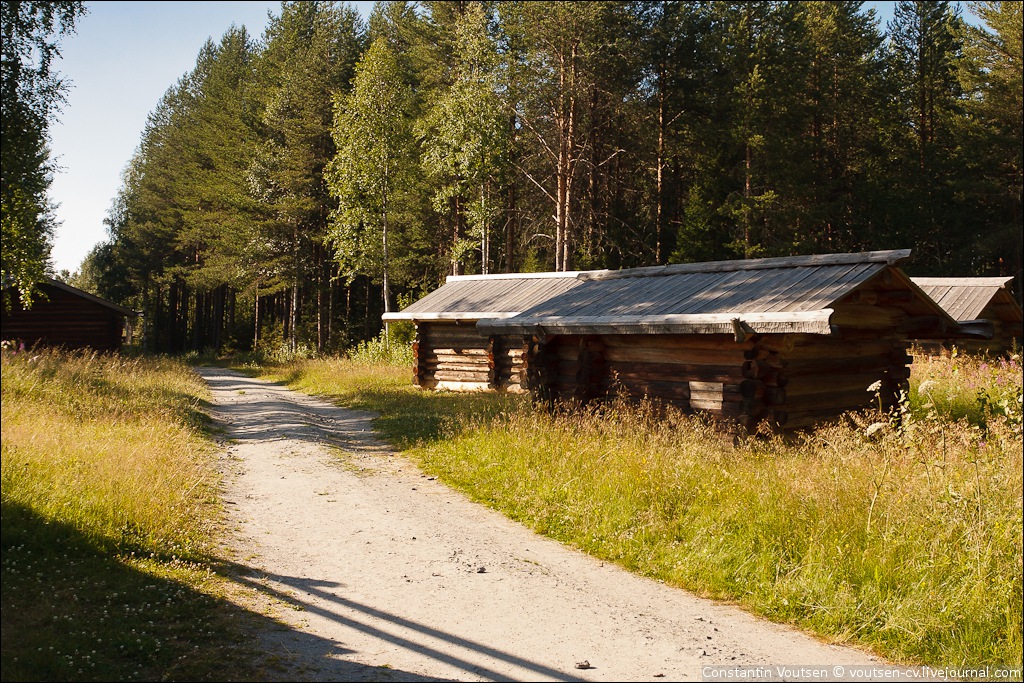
left=53, top=1, right=1024, bottom=353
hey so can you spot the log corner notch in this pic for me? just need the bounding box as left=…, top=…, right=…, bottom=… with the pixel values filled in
left=735, top=334, right=790, bottom=432
left=522, top=333, right=556, bottom=408
left=574, top=336, right=606, bottom=403
left=412, top=323, right=424, bottom=387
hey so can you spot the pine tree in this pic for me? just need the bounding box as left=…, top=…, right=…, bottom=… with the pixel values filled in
left=251, top=1, right=365, bottom=351
left=961, top=1, right=1023, bottom=292
left=419, top=3, right=508, bottom=275
left=886, top=0, right=968, bottom=271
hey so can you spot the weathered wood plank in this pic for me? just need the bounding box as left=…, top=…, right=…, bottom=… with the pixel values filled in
left=606, top=364, right=746, bottom=384
left=785, top=338, right=897, bottom=360
left=602, top=346, right=748, bottom=365
left=786, top=373, right=897, bottom=398
left=600, top=334, right=748, bottom=351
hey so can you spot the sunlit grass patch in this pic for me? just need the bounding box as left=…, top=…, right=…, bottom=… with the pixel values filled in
left=1, top=348, right=267, bottom=681
left=909, top=346, right=1023, bottom=427
left=1, top=350, right=214, bottom=556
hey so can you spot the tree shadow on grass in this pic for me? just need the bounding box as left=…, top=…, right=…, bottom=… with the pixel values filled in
left=0, top=501, right=453, bottom=682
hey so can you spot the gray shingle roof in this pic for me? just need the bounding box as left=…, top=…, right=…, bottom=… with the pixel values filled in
left=382, top=271, right=594, bottom=322
left=476, top=250, right=954, bottom=336
left=911, top=277, right=1020, bottom=322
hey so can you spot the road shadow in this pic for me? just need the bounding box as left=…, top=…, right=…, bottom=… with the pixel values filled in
left=1, top=500, right=447, bottom=682
left=223, top=559, right=589, bottom=683
left=197, top=367, right=393, bottom=457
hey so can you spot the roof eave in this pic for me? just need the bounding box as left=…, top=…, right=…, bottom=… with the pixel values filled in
left=382, top=311, right=519, bottom=322
left=477, top=311, right=836, bottom=337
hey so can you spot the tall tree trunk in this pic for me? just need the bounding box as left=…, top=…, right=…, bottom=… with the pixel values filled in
left=744, top=142, right=753, bottom=258
left=253, top=282, right=260, bottom=347
left=656, top=74, right=666, bottom=264
left=290, top=281, right=299, bottom=353
left=382, top=202, right=391, bottom=345
left=452, top=195, right=463, bottom=276
left=316, top=242, right=328, bottom=354
left=481, top=183, right=489, bottom=274
left=505, top=179, right=517, bottom=273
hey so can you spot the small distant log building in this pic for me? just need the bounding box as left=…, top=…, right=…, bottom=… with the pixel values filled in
left=2, top=278, right=135, bottom=352
left=911, top=277, right=1022, bottom=354
left=475, top=250, right=971, bottom=432
left=382, top=272, right=587, bottom=391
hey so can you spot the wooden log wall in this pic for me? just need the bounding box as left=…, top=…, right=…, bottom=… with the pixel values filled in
left=1, top=285, right=125, bottom=352
left=413, top=321, right=526, bottom=391
left=524, top=331, right=914, bottom=434
left=757, top=334, right=911, bottom=431
left=914, top=318, right=1023, bottom=356
left=490, top=335, right=527, bottom=392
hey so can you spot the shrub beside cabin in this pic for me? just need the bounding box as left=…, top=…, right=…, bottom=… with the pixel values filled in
left=910, top=277, right=1022, bottom=355
left=389, top=251, right=988, bottom=432
left=2, top=278, right=135, bottom=352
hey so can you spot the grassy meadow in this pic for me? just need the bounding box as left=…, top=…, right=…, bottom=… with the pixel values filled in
left=0, top=349, right=273, bottom=682
left=240, top=346, right=1023, bottom=671
left=2, top=343, right=1020, bottom=679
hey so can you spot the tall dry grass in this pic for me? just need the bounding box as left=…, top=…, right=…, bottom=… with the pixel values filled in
left=1, top=348, right=265, bottom=681
left=1, top=349, right=215, bottom=555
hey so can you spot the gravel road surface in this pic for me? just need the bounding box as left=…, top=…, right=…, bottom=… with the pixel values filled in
left=198, top=366, right=884, bottom=682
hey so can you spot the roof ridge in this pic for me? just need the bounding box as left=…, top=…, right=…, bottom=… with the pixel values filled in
left=579, top=249, right=912, bottom=281
left=446, top=270, right=607, bottom=283
left=910, top=276, right=1013, bottom=287
left=43, top=277, right=137, bottom=316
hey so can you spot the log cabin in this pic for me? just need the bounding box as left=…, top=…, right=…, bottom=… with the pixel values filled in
left=911, top=277, right=1022, bottom=355
left=477, top=250, right=973, bottom=432
left=2, top=278, right=135, bottom=352
left=382, top=271, right=592, bottom=391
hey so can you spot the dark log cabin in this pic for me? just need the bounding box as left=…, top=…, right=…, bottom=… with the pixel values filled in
left=382, top=272, right=589, bottom=391
left=477, top=250, right=975, bottom=432
left=911, top=277, right=1022, bottom=355
left=2, top=278, right=135, bottom=352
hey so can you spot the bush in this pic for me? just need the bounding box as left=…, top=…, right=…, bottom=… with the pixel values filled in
left=346, top=328, right=414, bottom=366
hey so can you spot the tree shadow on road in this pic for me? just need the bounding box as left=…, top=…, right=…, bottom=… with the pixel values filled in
left=221, top=559, right=589, bottom=683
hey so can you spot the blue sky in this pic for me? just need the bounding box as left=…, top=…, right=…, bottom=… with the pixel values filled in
left=48, top=1, right=375, bottom=274
left=45, top=1, right=969, bottom=274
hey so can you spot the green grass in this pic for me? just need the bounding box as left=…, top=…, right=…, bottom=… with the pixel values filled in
left=239, top=349, right=1023, bottom=672
left=1, top=349, right=276, bottom=682
left=5, top=344, right=1018, bottom=678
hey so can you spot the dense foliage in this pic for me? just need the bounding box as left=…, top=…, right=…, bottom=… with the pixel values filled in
left=1, top=1, right=85, bottom=307
left=75, top=1, right=1021, bottom=353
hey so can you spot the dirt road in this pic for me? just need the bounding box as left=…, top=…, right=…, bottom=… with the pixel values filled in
left=199, top=367, right=884, bottom=682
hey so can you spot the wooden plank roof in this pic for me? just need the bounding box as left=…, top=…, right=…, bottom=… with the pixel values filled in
left=2, top=278, right=137, bottom=316
left=911, top=277, right=1022, bottom=323
left=382, top=271, right=593, bottom=322
left=43, top=278, right=137, bottom=316
left=477, top=250, right=956, bottom=337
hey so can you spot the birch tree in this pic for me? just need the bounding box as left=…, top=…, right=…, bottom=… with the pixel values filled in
left=327, top=37, right=416, bottom=331
left=419, top=3, right=508, bottom=275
